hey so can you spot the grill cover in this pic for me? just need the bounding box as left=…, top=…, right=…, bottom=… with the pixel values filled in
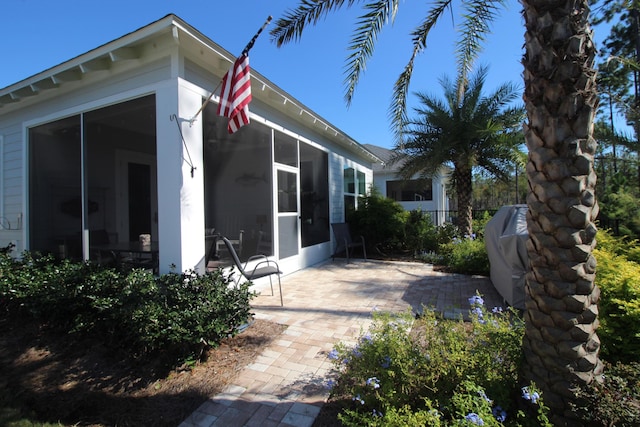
left=484, top=205, right=529, bottom=309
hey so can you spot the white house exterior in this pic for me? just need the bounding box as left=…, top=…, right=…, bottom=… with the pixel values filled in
left=0, top=14, right=379, bottom=276
left=364, top=144, right=450, bottom=226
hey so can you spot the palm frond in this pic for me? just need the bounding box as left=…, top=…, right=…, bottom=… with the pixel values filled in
left=270, top=0, right=361, bottom=46
left=344, top=0, right=400, bottom=105
left=454, top=0, right=505, bottom=96
left=390, top=62, right=415, bottom=145
left=389, top=0, right=453, bottom=143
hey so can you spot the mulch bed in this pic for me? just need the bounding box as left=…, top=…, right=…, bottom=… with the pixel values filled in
left=0, top=314, right=286, bottom=426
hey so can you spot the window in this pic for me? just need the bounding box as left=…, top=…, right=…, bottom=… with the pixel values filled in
left=274, top=131, right=297, bottom=167
left=386, top=179, right=433, bottom=201
left=344, top=166, right=367, bottom=215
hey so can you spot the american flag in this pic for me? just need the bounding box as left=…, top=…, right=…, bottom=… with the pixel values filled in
left=217, top=54, right=252, bottom=134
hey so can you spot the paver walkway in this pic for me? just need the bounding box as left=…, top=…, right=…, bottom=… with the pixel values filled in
left=179, top=259, right=504, bottom=427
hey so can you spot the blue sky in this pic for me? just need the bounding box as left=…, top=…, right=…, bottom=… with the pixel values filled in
left=0, top=0, right=614, bottom=148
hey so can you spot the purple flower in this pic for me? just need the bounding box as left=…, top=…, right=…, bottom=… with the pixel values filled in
left=380, top=355, right=391, bottom=369
left=492, top=306, right=503, bottom=314
left=522, top=386, right=540, bottom=404
left=469, top=295, right=484, bottom=306
left=328, top=349, right=339, bottom=360
left=478, top=390, right=491, bottom=403
left=492, top=406, right=507, bottom=422
left=352, top=347, right=363, bottom=358
left=472, top=307, right=484, bottom=317
left=465, top=413, right=484, bottom=425
left=372, top=409, right=383, bottom=417
left=352, top=394, right=365, bottom=405
left=366, top=377, right=381, bottom=389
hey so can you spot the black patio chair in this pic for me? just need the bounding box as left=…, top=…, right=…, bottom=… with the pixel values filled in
left=331, top=222, right=367, bottom=263
left=221, top=236, right=283, bottom=306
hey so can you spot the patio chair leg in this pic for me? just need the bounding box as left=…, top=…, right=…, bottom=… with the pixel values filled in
left=268, top=276, right=274, bottom=296
left=277, top=276, right=283, bottom=307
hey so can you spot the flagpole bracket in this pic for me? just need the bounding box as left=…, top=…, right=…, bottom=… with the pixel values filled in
left=170, top=114, right=197, bottom=178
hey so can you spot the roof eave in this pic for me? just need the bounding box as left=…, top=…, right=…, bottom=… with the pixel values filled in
left=0, top=14, right=381, bottom=164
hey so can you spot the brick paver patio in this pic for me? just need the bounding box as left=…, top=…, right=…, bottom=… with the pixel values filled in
left=180, top=259, right=504, bottom=427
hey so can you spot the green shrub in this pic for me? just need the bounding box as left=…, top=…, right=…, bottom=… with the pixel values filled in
left=347, top=188, right=408, bottom=254
left=0, top=251, right=255, bottom=366
left=596, top=227, right=640, bottom=264
left=127, top=269, right=255, bottom=360
left=325, top=299, right=551, bottom=426
left=593, top=235, right=640, bottom=364
left=439, top=236, right=490, bottom=276
left=575, top=361, right=640, bottom=427
left=404, top=209, right=439, bottom=254
left=436, top=222, right=460, bottom=246
left=472, top=210, right=494, bottom=238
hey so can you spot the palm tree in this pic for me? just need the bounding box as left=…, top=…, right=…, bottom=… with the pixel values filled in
left=521, top=3, right=603, bottom=422
left=396, top=65, right=525, bottom=236
left=272, top=0, right=603, bottom=422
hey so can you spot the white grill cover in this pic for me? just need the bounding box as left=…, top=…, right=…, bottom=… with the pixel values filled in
left=484, top=205, right=529, bottom=309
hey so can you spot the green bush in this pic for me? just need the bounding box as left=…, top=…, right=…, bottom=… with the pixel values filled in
left=436, top=222, right=460, bottom=246
left=404, top=209, right=439, bottom=254
left=439, top=235, right=490, bottom=276
left=596, top=227, right=640, bottom=264
left=575, top=361, right=640, bottom=427
left=0, top=250, right=255, bottom=366
left=472, top=210, right=494, bottom=238
left=325, top=299, right=551, bottom=426
left=593, top=231, right=640, bottom=364
left=348, top=188, right=408, bottom=254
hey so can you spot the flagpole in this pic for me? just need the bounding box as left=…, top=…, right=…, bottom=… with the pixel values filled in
left=189, top=15, right=272, bottom=125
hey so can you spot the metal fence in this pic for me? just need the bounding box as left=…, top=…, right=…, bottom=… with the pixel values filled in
left=419, top=209, right=500, bottom=226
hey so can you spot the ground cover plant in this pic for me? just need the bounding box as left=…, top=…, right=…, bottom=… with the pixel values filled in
left=316, top=296, right=639, bottom=426
left=318, top=299, right=552, bottom=426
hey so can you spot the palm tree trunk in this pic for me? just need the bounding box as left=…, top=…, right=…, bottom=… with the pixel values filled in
left=454, top=164, right=473, bottom=236
left=522, top=0, right=603, bottom=423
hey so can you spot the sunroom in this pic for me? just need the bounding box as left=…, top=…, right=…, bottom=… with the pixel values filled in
left=0, top=14, right=379, bottom=276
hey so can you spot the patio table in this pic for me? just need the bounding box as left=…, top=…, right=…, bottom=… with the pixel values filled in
left=91, top=241, right=159, bottom=274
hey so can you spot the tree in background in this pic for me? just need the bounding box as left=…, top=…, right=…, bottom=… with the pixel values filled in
left=393, top=66, right=524, bottom=236
left=594, top=120, right=640, bottom=236
left=271, top=0, right=603, bottom=422
left=592, top=1, right=640, bottom=233
left=593, top=0, right=640, bottom=137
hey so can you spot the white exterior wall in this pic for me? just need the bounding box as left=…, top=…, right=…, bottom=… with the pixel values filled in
left=154, top=79, right=207, bottom=274
left=0, top=121, right=25, bottom=253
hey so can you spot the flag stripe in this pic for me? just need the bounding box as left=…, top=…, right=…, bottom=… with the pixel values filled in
left=217, top=54, right=252, bottom=133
